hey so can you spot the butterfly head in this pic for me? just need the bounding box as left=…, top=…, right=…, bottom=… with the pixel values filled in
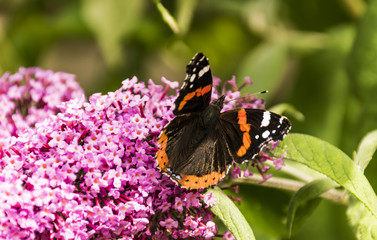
left=212, top=95, right=225, bottom=110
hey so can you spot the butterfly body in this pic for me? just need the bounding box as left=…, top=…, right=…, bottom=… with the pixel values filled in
left=156, top=53, right=291, bottom=189
left=198, top=96, right=224, bottom=129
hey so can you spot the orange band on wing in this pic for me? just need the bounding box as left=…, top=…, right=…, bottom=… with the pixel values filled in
left=239, top=124, right=251, bottom=132
left=177, top=169, right=226, bottom=189
left=157, top=130, right=167, bottom=146
left=177, top=84, right=212, bottom=111
left=237, top=145, right=247, bottom=157
left=237, top=109, right=247, bottom=124
left=237, top=109, right=252, bottom=157
left=178, top=91, right=196, bottom=110
left=156, top=130, right=170, bottom=171
left=201, top=84, right=212, bottom=95
left=178, top=101, right=186, bottom=111
left=243, top=132, right=251, bottom=149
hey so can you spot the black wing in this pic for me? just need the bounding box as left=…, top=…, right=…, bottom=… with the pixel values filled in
left=172, top=53, right=213, bottom=116
left=156, top=114, right=233, bottom=189
left=219, top=109, right=291, bottom=164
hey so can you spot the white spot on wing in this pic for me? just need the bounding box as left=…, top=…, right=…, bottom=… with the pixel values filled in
left=172, top=174, right=182, bottom=180
left=190, top=84, right=194, bottom=88
left=255, top=135, right=259, bottom=139
left=198, top=65, right=210, bottom=78
left=190, top=74, right=196, bottom=83
left=262, top=130, right=270, bottom=139
left=260, top=111, right=271, bottom=127
left=279, top=116, right=284, bottom=124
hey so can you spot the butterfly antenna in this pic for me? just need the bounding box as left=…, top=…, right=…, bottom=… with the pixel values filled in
left=252, top=90, right=269, bottom=95
left=227, top=90, right=268, bottom=101
left=223, top=90, right=268, bottom=108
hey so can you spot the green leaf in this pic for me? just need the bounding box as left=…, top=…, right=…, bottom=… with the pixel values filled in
left=354, top=129, right=377, bottom=172
left=286, top=178, right=337, bottom=236
left=153, top=0, right=179, bottom=34
left=274, top=133, right=377, bottom=220
left=208, top=187, right=255, bottom=240
left=268, top=103, right=305, bottom=121
left=347, top=197, right=377, bottom=239
left=231, top=184, right=291, bottom=236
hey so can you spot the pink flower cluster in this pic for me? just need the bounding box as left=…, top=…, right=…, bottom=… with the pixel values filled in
left=0, top=68, right=284, bottom=239
left=0, top=67, right=84, bottom=147
left=0, top=68, right=218, bottom=239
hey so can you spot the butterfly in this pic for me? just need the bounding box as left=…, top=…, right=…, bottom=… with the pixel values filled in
left=156, top=53, right=291, bottom=189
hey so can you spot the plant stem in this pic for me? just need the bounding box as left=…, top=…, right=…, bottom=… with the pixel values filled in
left=153, top=0, right=180, bottom=34
left=226, top=174, right=349, bottom=205
left=265, top=160, right=315, bottom=182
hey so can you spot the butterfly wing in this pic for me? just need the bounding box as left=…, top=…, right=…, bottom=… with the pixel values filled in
left=156, top=114, right=233, bottom=189
left=156, top=113, right=201, bottom=175
left=172, top=53, right=213, bottom=115
left=219, top=109, right=291, bottom=163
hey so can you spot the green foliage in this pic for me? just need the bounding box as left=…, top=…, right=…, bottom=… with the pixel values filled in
left=81, top=0, right=145, bottom=66
left=268, top=103, right=305, bottom=122
left=232, top=184, right=291, bottom=237
left=347, top=197, right=377, bottom=239
left=237, top=43, right=288, bottom=100
left=347, top=0, right=377, bottom=155
left=275, top=134, right=377, bottom=220
left=211, top=132, right=377, bottom=239
left=346, top=128, right=377, bottom=239
left=286, top=178, right=337, bottom=236
left=208, top=187, right=255, bottom=240
left=354, top=129, right=377, bottom=173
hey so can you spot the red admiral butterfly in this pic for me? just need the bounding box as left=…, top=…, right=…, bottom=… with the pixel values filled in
left=156, top=53, right=291, bottom=189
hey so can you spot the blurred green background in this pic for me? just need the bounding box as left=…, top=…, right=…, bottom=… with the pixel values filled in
left=1, top=0, right=376, bottom=239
